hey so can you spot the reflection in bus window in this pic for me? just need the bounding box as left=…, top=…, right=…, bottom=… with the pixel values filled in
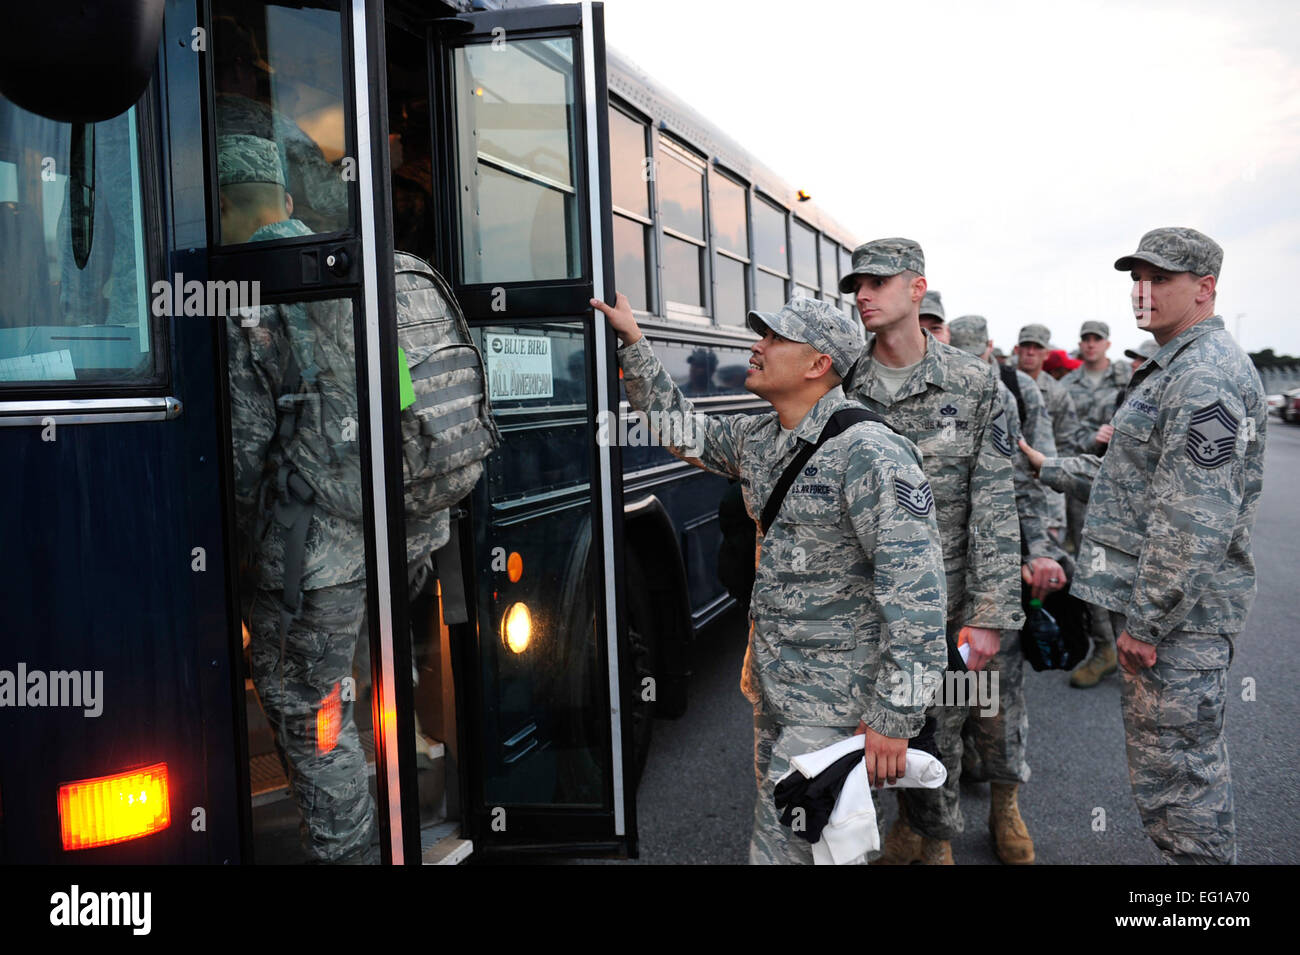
left=211, top=2, right=352, bottom=241
left=455, top=38, right=580, bottom=284
left=0, top=99, right=155, bottom=385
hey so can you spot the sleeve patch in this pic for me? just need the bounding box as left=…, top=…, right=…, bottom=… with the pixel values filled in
left=894, top=476, right=935, bottom=517
left=1185, top=400, right=1239, bottom=469
left=989, top=407, right=1013, bottom=456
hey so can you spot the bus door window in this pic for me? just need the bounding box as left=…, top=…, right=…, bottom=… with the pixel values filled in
left=211, top=0, right=375, bottom=864
left=211, top=1, right=352, bottom=243
left=453, top=37, right=580, bottom=284
left=0, top=99, right=158, bottom=384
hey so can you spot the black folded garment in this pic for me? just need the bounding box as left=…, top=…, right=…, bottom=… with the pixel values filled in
left=773, top=716, right=938, bottom=844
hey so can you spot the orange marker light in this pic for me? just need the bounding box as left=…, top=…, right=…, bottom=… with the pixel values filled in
left=317, top=683, right=341, bottom=755
left=507, top=551, right=523, bottom=583
left=58, top=763, right=171, bottom=851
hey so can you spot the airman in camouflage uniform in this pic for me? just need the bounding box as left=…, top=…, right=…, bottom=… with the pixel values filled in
left=1034, top=228, right=1265, bottom=864
left=1016, top=323, right=1081, bottom=535
left=946, top=315, right=1066, bottom=863
left=840, top=240, right=1023, bottom=863
left=592, top=292, right=948, bottom=865
left=222, top=134, right=377, bottom=863
left=1059, top=320, right=1131, bottom=686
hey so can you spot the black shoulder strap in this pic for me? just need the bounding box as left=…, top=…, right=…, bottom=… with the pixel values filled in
left=760, top=407, right=889, bottom=536
left=999, top=364, right=1026, bottom=425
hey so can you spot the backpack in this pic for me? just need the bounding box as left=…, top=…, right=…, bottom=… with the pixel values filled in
left=392, top=252, right=500, bottom=523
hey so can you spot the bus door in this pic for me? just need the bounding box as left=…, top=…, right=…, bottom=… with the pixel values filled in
left=425, top=1, right=635, bottom=854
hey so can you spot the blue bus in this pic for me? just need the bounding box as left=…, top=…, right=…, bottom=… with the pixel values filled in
left=0, top=0, right=857, bottom=864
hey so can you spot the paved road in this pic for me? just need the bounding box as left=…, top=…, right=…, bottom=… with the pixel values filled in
left=626, top=417, right=1300, bottom=865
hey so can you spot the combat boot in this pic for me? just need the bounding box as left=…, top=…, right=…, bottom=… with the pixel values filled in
left=1069, top=642, right=1117, bottom=688
left=919, top=838, right=954, bottom=865
left=871, top=799, right=924, bottom=865
left=989, top=782, right=1034, bottom=865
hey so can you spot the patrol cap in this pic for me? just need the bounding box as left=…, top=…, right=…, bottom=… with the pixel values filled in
left=837, top=237, right=925, bottom=294
left=1114, top=227, right=1223, bottom=278
left=919, top=290, right=945, bottom=321
left=217, top=134, right=285, bottom=188
left=1080, top=320, right=1109, bottom=339
left=1124, top=338, right=1159, bottom=362
left=686, top=347, right=718, bottom=372
left=747, top=296, right=866, bottom=378
left=1017, top=323, right=1052, bottom=348
left=948, top=315, right=989, bottom=356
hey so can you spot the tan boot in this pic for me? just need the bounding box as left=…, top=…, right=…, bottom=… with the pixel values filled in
left=989, top=782, right=1035, bottom=865
left=1069, top=641, right=1117, bottom=688
left=871, top=799, right=924, bottom=865
left=920, top=838, right=954, bottom=865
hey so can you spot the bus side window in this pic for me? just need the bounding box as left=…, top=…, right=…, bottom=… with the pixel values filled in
left=0, top=99, right=156, bottom=385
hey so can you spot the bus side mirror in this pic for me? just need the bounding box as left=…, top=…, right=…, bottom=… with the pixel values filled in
left=0, top=0, right=165, bottom=123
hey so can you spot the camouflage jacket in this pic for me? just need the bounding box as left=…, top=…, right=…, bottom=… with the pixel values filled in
left=227, top=219, right=366, bottom=591
left=845, top=333, right=1023, bottom=632
left=618, top=337, right=947, bottom=737
left=1060, top=359, right=1132, bottom=454
left=998, top=369, right=1056, bottom=560
left=1034, top=370, right=1084, bottom=455
left=1040, top=317, right=1265, bottom=643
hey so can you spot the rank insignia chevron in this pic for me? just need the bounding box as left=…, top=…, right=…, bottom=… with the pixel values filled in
left=894, top=476, right=935, bottom=517
left=1185, top=401, right=1239, bottom=469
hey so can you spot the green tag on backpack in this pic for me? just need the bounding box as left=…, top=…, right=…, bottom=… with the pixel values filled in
left=398, top=347, right=416, bottom=410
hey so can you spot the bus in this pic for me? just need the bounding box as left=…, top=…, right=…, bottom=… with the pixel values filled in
left=0, top=0, right=858, bottom=865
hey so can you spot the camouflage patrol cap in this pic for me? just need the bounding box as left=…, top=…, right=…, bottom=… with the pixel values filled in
left=217, top=134, right=285, bottom=188
left=1017, top=323, right=1052, bottom=348
left=837, top=237, right=925, bottom=293
left=1124, top=338, right=1159, bottom=362
left=1114, top=227, right=1223, bottom=278
left=747, top=296, right=865, bottom=377
left=948, top=315, right=989, bottom=356
left=919, top=290, right=945, bottom=321
left=1080, top=320, right=1109, bottom=338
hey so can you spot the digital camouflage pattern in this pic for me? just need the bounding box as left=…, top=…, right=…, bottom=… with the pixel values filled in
left=1017, top=324, right=1053, bottom=348
left=750, top=720, right=863, bottom=864
left=746, top=297, right=867, bottom=378
left=919, top=290, right=945, bottom=321
left=1080, top=320, right=1110, bottom=338
left=217, top=133, right=285, bottom=186
left=228, top=217, right=367, bottom=590
left=1114, top=226, right=1224, bottom=278
left=1111, top=612, right=1235, bottom=864
left=216, top=93, right=350, bottom=234
left=1003, top=371, right=1057, bottom=560
left=1061, top=358, right=1132, bottom=455
left=845, top=333, right=1022, bottom=842
left=845, top=335, right=1023, bottom=631
left=1042, top=316, right=1265, bottom=641
left=1032, top=370, right=1080, bottom=529
left=837, top=237, right=926, bottom=293
left=249, top=583, right=376, bottom=862
left=616, top=336, right=948, bottom=737
left=1039, top=314, right=1263, bottom=866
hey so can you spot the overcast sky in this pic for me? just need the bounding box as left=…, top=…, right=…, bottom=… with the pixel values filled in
left=600, top=0, right=1300, bottom=359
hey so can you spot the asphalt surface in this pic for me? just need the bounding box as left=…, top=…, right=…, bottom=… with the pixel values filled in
left=623, top=416, right=1300, bottom=865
